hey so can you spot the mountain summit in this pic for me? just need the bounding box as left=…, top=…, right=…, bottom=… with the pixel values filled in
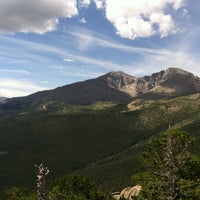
left=101, top=68, right=200, bottom=98
left=147, top=68, right=200, bottom=95
left=1, top=68, right=200, bottom=109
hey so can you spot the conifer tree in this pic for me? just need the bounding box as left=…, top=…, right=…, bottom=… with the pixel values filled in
left=133, top=129, right=200, bottom=200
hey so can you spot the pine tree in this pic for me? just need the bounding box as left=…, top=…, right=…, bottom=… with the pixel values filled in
left=132, top=129, right=200, bottom=200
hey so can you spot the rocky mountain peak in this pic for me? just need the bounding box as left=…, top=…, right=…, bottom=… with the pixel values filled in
left=100, top=68, right=200, bottom=98
left=162, top=67, right=195, bottom=80
left=100, top=71, right=136, bottom=89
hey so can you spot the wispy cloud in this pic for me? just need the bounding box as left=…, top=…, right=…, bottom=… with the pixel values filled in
left=79, top=17, right=87, bottom=24
left=0, top=78, right=48, bottom=98
left=49, top=65, right=103, bottom=78
left=64, top=27, right=200, bottom=76
left=0, top=36, right=52, bottom=65
left=63, top=58, right=75, bottom=62
left=128, top=50, right=200, bottom=77
left=1, top=27, right=200, bottom=78
left=0, top=35, right=131, bottom=71
left=0, top=69, right=30, bottom=75
left=65, top=27, right=171, bottom=55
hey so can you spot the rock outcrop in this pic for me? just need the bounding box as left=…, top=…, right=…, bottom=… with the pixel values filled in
left=101, top=68, right=200, bottom=97
left=112, top=185, right=142, bottom=200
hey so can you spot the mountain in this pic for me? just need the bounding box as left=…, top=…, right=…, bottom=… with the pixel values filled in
left=0, top=74, right=132, bottom=110
left=1, top=67, right=200, bottom=110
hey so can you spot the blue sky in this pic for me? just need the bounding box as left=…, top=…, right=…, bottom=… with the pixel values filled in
left=0, top=0, right=199, bottom=97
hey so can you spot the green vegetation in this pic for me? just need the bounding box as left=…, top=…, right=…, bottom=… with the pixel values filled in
left=5, top=174, right=114, bottom=200
left=1, top=93, right=200, bottom=198
left=132, top=129, right=200, bottom=199
left=5, top=187, right=36, bottom=200
left=4, top=129, right=200, bottom=199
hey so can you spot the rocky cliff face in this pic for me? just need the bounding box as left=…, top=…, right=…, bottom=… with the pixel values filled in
left=101, top=71, right=137, bottom=89
left=101, top=68, right=200, bottom=97
left=150, top=68, right=200, bottom=95
left=1, top=68, right=200, bottom=109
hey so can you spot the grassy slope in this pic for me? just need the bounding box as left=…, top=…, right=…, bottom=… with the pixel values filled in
left=0, top=93, right=200, bottom=193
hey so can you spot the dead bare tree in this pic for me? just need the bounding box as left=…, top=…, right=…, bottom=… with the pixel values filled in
left=35, top=163, right=49, bottom=200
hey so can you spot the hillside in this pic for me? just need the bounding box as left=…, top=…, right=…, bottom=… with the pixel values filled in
left=1, top=92, right=200, bottom=193
left=76, top=93, right=200, bottom=190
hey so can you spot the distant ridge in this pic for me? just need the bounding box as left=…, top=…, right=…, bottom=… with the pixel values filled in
left=0, top=97, right=7, bottom=103
left=1, top=67, right=200, bottom=110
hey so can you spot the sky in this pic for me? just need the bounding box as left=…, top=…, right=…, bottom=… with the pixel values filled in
left=0, top=0, right=199, bottom=97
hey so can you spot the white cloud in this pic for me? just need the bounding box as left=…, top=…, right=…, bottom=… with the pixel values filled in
left=173, top=0, right=186, bottom=10
left=105, top=0, right=186, bottom=39
left=150, top=13, right=176, bottom=37
left=78, top=0, right=91, bottom=7
left=182, top=9, right=190, bottom=17
left=0, top=78, right=48, bottom=97
left=42, top=81, right=48, bottom=84
left=0, top=0, right=186, bottom=39
left=0, top=0, right=78, bottom=34
left=94, top=0, right=105, bottom=9
left=78, top=0, right=105, bottom=9
left=79, top=17, right=87, bottom=23
left=63, top=58, right=75, bottom=62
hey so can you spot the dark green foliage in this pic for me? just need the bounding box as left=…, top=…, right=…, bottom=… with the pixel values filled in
left=5, top=187, right=36, bottom=200
left=47, top=174, right=113, bottom=200
left=5, top=175, right=114, bottom=200
left=0, top=103, right=160, bottom=191
left=50, top=174, right=96, bottom=198
left=133, top=129, right=200, bottom=200
left=1, top=93, right=200, bottom=193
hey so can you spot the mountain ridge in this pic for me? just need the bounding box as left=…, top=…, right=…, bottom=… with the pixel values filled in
left=1, top=67, right=200, bottom=110
left=0, top=97, right=7, bottom=103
